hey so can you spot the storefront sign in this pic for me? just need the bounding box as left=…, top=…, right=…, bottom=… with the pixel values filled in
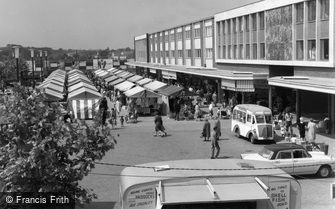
left=269, top=181, right=290, bottom=209
left=125, top=185, right=156, bottom=209
left=150, top=69, right=156, bottom=74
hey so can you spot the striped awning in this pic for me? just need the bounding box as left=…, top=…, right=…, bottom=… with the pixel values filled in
left=221, top=79, right=255, bottom=92
left=71, top=99, right=100, bottom=119
left=136, top=78, right=152, bottom=86
left=114, top=81, right=135, bottom=92
left=127, top=75, right=143, bottom=82
left=144, top=80, right=167, bottom=91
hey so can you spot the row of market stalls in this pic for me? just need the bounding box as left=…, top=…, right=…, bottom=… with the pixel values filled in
left=94, top=67, right=184, bottom=115
left=37, top=69, right=66, bottom=101
left=67, top=69, right=102, bottom=119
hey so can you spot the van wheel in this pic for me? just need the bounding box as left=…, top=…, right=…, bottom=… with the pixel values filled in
left=317, top=165, right=332, bottom=178
left=234, top=128, right=240, bottom=138
left=249, top=134, right=257, bottom=144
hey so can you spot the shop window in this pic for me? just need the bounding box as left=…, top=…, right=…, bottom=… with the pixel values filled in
left=296, top=40, right=304, bottom=60
left=321, top=39, right=329, bottom=60
left=259, top=12, right=265, bottom=30
left=246, top=44, right=250, bottom=59
left=194, top=28, right=201, bottom=38
left=260, top=43, right=265, bottom=59
left=308, top=40, right=316, bottom=60
left=308, top=0, right=316, bottom=22
left=253, top=44, right=257, bottom=59
left=239, top=44, right=243, bottom=59
left=245, top=15, right=249, bottom=32
left=296, top=3, right=304, bottom=23
left=321, top=0, right=329, bottom=20
left=252, top=13, right=257, bottom=31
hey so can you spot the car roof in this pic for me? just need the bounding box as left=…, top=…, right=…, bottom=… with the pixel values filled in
left=264, top=143, right=305, bottom=152
left=234, top=104, right=272, bottom=114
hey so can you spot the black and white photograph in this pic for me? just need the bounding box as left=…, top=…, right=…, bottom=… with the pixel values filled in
left=0, top=0, right=335, bottom=209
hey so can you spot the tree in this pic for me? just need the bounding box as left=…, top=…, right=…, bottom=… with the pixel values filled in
left=0, top=85, right=116, bottom=205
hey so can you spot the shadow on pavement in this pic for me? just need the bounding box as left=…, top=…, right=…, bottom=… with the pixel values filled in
left=76, top=202, right=116, bottom=209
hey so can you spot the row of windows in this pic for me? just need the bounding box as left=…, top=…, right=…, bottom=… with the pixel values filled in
left=296, top=39, right=329, bottom=60
left=152, top=26, right=213, bottom=43
left=150, top=49, right=213, bottom=59
left=218, top=43, right=265, bottom=60
left=296, top=0, right=329, bottom=23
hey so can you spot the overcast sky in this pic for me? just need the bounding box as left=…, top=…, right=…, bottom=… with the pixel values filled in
left=0, top=0, right=257, bottom=50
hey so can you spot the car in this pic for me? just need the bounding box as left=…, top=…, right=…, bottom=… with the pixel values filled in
left=241, top=143, right=335, bottom=178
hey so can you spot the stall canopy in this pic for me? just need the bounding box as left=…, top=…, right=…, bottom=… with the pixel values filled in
left=45, top=76, right=65, bottom=83
left=102, top=72, right=115, bottom=79
left=43, top=88, right=64, bottom=101
left=114, top=81, right=135, bottom=92
left=38, top=79, right=64, bottom=88
left=124, top=86, right=160, bottom=98
left=127, top=75, right=143, bottom=82
left=68, top=82, right=97, bottom=93
left=114, top=70, right=124, bottom=75
left=107, top=68, right=118, bottom=72
left=144, top=80, right=167, bottom=91
left=105, top=75, right=119, bottom=83
left=156, top=85, right=184, bottom=96
left=119, top=72, right=134, bottom=79
left=94, top=69, right=103, bottom=74
left=136, top=78, right=152, bottom=86
left=109, top=78, right=125, bottom=86
left=97, top=71, right=109, bottom=77
left=68, top=78, right=93, bottom=87
left=68, top=75, right=90, bottom=83
left=40, top=83, right=64, bottom=93
left=68, top=87, right=102, bottom=100
left=68, top=69, right=83, bottom=75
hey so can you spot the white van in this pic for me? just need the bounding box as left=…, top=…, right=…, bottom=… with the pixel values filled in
left=231, top=104, right=274, bottom=144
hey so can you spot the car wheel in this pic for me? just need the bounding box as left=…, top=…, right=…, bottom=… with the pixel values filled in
left=249, top=134, right=257, bottom=144
left=234, top=128, right=240, bottom=138
left=317, top=165, right=332, bottom=178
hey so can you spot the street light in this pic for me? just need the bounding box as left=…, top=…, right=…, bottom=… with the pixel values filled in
left=30, top=49, right=35, bottom=88
left=39, top=50, right=43, bottom=81
left=44, top=51, right=48, bottom=76
left=13, top=46, right=20, bottom=83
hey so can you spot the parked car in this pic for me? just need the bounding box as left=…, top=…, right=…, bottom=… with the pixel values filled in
left=241, top=143, right=335, bottom=178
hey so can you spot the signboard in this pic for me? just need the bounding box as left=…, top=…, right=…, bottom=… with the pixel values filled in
left=125, top=185, right=156, bottom=209
left=269, top=181, right=290, bottom=209
left=150, top=69, right=157, bottom=74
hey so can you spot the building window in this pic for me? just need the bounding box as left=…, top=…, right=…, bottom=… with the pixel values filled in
left=223, top=46, right=226, bottom=59
left=239, top=17, right=243, bottom=32
left=253, top=44, right=257, bottom=59
left=186, top=49, right=192, bottom=58
left=239, top=44, right=243, bottom=59
left=296, top=40, right=304, bottom=60
left=233, top=19, right=237, bottom=33
left=206, top=48, right=213, bottom=59
left=308, top=40, right=316, bottom=60
left=166, top=51, right=169, bottom=57
left=321, top=39, right=329, bottom=60
left=260, top=43, right=265, bottom=59
left=217, top=46, right=221, bottom=59
left=170, top=34, right=175, bottom=41
left=252, top=13, right=257, bottom=30
left=234, top=45, right=238, bottom=59
left=321, top=0, right=329, bottom=20
left=228, top=45, right=231, bottom=59
left=165, top=35, right=169, bottom=42
left=245, top=15, right=249, bottom=32
left=296, top=3, right=304, bottom=23
left=259, top=12, right=265, bottom=30
left=177, top=32, right=182, bottom=40
left=171, top=51, right=176, bottom=58
left=227, top=20, right=231, bottom=34
left=246, top=44, right=250, bottom=59
left=194, top=28, right=201, bottom=38
left=195, top=49, right=202, bottom=58
left=185, top=30, right=191, bottom=39
left=205, top=26, right=212, bottom=37
left=177, top=50, right=183, bottom=58
left=308, top=0, right=316, bottom=22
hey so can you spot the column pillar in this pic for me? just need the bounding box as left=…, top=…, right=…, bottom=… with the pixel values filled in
left=331, top=94, right=335, bottom=134
left=268, top=85, right=273, bottom=109
left=296, top=89, right=301, bottom=124
left=217, top=79, right=222, bottom=103
left=241, top=92, right=245, bottom=104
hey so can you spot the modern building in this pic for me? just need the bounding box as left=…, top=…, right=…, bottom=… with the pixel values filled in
left=128, top=0, right=335, bottom=134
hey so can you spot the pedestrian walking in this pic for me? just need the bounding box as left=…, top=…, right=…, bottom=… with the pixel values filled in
left=210, top=126, right=220, bottom=159
left=214, top=118, right=221, bottom=138
left=115, top=99, right=122, bottom=114
left=297, top=117, right=306, bottom=141
left=284, top=111, right=293, bottom=136
left=209, top=102, right=214, bottom=117
left=120, top=116, right=125, bottom=127
left=194, top=103, right=200, bottom=121
left=307, top=119, right=317, bottom=143
left=201, top=119, right=211, bottom=141
left=154, top=113, right=167, bottom=137
left=212, top=92, right=217, bottom=106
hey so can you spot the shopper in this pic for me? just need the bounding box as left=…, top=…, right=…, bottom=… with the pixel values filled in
left=284, top=111, right=293, bottom=136
left=209, top=102, right=214, bottom=117
left=194, top=103, right=200, bottom=121
left=210, top=126, right=220, bottom=159
left=214, top=118, right=221, bottom=139
left=297, top=117, right=306, bottom=141
left=202, top=119, right=211, bottom=141
left=154, top=113, right=167, bottom=137
left=307, top=119, right=317, bottom=143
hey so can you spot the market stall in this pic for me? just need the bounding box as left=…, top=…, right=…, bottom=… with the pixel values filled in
left=127, top=75, right=143, bottom=83
left=114, top=81, right=135, bottom=92
left=67, top=87, right=102, bottom=119
left=109, top=78, right=125, bottom=86
left=156, top=85, right=184, bottom=116
left=68, top=82, right=97, bottom=93
left=136, top=78, right=152, bottom=86
left=144, top=80, right=167, bottom=91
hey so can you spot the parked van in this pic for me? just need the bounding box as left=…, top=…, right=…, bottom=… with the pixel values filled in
left=232, top=104, right=274, bottom=143
left=119, top=159, right=301, bottom=209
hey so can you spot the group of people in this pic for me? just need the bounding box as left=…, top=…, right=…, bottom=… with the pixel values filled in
left=202, top=118, right=221, bottom=159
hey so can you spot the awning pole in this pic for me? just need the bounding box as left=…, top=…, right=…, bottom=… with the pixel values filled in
left=255, top=177, right=269, bottom=191
left=206, top=178, right=219, bottom=199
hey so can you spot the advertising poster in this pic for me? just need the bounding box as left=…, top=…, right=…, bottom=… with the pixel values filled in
left=125, top=185, right=156, bottom=209
left=269, top=180, right=290, bottom=209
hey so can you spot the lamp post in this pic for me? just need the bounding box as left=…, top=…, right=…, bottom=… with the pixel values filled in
left=13, top=46, right=20, bottom=83
left=44, top=51, right=48, bottom=76
left=39, top=50, right=43, bottom=81
left=30, top=49, right=35, bottom=88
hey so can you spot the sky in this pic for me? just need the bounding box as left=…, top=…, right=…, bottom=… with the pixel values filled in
left=0, top=0, right=257, bottom=50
